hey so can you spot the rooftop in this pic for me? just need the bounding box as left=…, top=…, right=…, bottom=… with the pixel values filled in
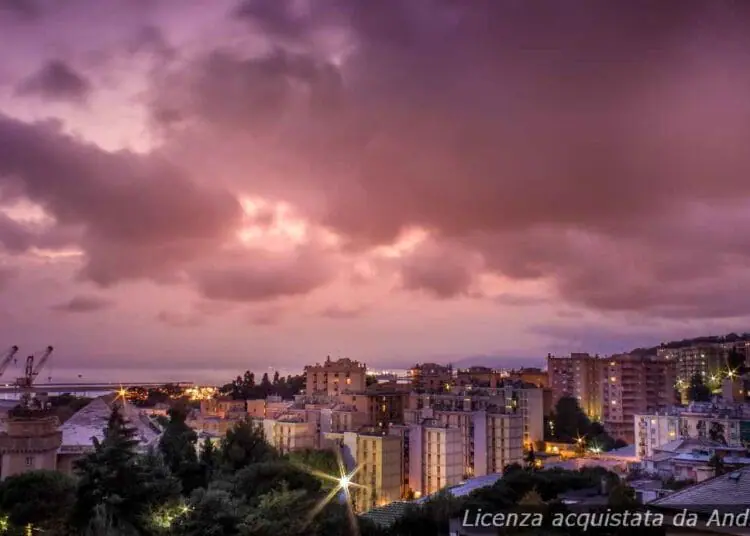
left=650, top=466, right=750, bottom=513
left=58, top=397, right=162, bottom=454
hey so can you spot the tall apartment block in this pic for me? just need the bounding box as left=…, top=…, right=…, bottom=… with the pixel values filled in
left=547, top=353, right=603, bottom=420
left=324, top=430, right=404, bottom=513
left=404, top=397, right=525, bottom=485
left=601, top=354, right=677, bottom=443
left=351, top=431, right=404, bottom=512
left=338, top=386, right=408, bottom=429
left=409, top=363, right=453, bottom=393
left=305, top=357, right=367, bottom=396
left=406, top=388, right=542, bottom=447
left=408, top=421, right=464, bottom=497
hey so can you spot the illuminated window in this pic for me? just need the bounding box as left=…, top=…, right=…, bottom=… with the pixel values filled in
left=611, top=400, right=617, bottom=405
left=610, top=376, right=617, bottom=382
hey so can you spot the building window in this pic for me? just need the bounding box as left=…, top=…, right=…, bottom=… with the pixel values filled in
left=25, top=456, right=34, bottom=467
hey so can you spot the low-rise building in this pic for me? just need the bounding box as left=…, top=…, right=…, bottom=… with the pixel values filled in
left=635, top=401, right=750, bottom=459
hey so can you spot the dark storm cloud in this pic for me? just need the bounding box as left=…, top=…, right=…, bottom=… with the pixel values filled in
left=153, top=0, right=750, bottom=319
left=16, top=60, right=92, bottom=104
left=399, top=241, right=483, bottom=299
left=0, top=0, right=40, bottom=20
left=128, top=25, right=176, bottom=62
left=191, top=247, right=333, bottom=302
left=51, top=295, right=114, bottom=313
left=0, top=113, right=243, bottom=287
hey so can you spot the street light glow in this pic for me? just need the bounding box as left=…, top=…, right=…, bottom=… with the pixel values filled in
left=339, top=475, right=350, bottom=488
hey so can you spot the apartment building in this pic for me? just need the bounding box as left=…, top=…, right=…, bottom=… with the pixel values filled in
left=602, top=354, right=677, bottom=443
left=262, top=415, right=316, bottom=454
left=351, top=431, right=404, bottom=513
left=246, top=396, right=292, bottom=419
left=409, top=421, right=463, bottom=497
left=338, top=387, right=408, bottom=428
left=508, top=367, right=548, bottom=388
left=200, top=398, right=247, bottom=418
left=409, top=363, right=453, bottom=393
left=305, top=357, right=367, bottom=396
left=673, top=345, right=727, bottom=385
left=635, top=401, right=750, bottom=458
left=547, top=353, right=603, bottom=420
left=455, top=366, right=495, bottom=388
left=406, top=385, right=543, bottom=447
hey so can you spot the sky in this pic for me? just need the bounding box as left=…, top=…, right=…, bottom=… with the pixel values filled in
left=2, top=0, right=750, bottom=383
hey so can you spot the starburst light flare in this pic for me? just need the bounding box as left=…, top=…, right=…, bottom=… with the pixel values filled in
left=292, top=445, right=370, bottom=536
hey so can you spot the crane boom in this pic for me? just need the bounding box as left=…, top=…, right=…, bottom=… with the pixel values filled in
left=0, top=346, right=19, bottom=377
left=32, top=346, right=54, bottom=377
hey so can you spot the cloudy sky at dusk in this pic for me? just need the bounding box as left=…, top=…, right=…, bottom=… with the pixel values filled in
left=2, top=0, right=750, bottom=383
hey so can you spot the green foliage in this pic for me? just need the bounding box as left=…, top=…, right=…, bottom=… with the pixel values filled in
left=607, top=483, right=637, bottom=507
left=550, top=397, right=590, bottom=442
left=709, top=422, right=727, bottom=445
left=219, top=418, right=278, bottom=472
left=549, top=397, right=622, bottom=451
left=174, top=489, right=248, bottom=536
left=726, top=347, right=747, bottom=375
left=0, top=470, right=75, bottom=534
left=233, top=461, right=322, bottom=503
left=159, top=404, right=202, bottom=493
left=219, top=371, right=305, bottom=400
left=71, top=403, right=181, bottom=534
left=198, top=438, right=219, bottom=488
left=287, top=448, right=339, bottom=476
left=688, top=373, right=712, bottom=402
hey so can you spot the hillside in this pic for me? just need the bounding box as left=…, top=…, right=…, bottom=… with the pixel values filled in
left=629, top=332, right=750, bottom=356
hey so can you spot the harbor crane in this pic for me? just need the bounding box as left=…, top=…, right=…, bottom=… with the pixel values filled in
left=16, top=346, right=54, bottom=408
left=0, top=345, right=19, bottom=378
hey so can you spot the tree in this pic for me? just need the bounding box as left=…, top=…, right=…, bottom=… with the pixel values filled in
left=242, top=485, right=316, bottom=536
left=273, top=371, right=280, bottom=385
left=0, top=470, right=75, bottom=534
left=524, top=445, right=537, bottom=470
left=71, top=403, right=180, bottom=534
left=159, top=405, right=202, bottom=493
left=260, top=373, right=272, bottom=396
left=709, top=453, right=727, bottom=477
left=233, top=461, right=322, bottom=503
left=243, top=370, right=255, bottom=389
left=219, top=418, right=277, bottom=472
left=287, top=448, right=339, bottom=477
left=687, top=373, right=712, bottom=402
left=727, top=347, right=747, bottom=376
left=174, top=489, right=247, bottom=536
left=198, top=438, right=219, bottom=488
left=608, top=483, right=638, bottom=508
left=550, top=397, right=591, bottom=442
left=709, top=422, right=727, bottom=445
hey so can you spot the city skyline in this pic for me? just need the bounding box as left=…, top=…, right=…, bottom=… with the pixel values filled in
left=2, top=1, right=750, bottom=375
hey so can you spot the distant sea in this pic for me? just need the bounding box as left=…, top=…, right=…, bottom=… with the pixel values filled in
left=22, top=357, right=545, bottom=388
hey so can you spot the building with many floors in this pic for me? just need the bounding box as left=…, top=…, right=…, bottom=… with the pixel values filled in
left=305, top=357, right=367, bottom=396
left=547, top=353, right=604, bottom=420
left=409, top=363, right=453, bottom=393
left=601, top=353, right=677, bottom=443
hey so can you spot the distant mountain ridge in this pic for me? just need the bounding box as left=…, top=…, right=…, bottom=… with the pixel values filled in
left=629, top=332, right=750, bottom=357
